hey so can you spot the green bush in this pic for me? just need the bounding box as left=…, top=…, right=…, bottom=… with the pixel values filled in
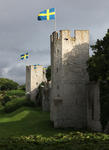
left=18, top=84, right=25, bottom=90
left=0, top=78, right=19, bottom=91
left=4, top=97, right=35, bottom=113
left=87, top=30, right=109, bottom=129
left=100, top=83, right=109, bottom=129
left=1, top=95, right=11, bottom=106
left=0, top=90, right=25, bottom=107
left=46, top=66, right=51, bottom=81
left=0, top=132, right=109, bottom=150
left=6, top=90, right=25, bottom=97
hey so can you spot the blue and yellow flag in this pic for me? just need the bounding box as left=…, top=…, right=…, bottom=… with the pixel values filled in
left=34, top=65, right=37, bottom=69
left=20, top=53, right=29, bottom=60
left=38, top=8, right=55, bottom=21
left=44, top=67, right=47, bottom=70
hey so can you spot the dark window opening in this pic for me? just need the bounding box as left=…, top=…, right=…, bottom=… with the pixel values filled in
left=57, top=85, right=59, bottom=89
left=57, top=94, right=60, bottom=97
left=64, top=38, right=68, bottom=40
left=92, top=100, right=94, bottom=120
left=57, top=49, right=59, bottom=53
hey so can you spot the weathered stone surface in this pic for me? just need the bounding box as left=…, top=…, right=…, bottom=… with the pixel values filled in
left=50, top=30, right=102, bottom=131
left=26, top=65, right=46, bottom=102
left=87, top=82, right=102, bottom=131
left=25, top=29, right=102, bottom=132
left=41, top=81, right=51, bottom=112
left=104, top=122, right=109, bottom=133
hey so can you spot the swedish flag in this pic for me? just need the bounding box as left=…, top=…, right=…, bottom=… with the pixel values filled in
left=20, top=53, right=29, bottom=60
left=44, top=67, right=47, bottom=70
left=34, top=65, right=37, bottom=69
left=38, top=8, right=55, bottom=21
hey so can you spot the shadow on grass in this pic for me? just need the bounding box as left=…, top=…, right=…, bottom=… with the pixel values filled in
left=0, top=107, right=109, bottom=150
left=0, top=107, right=72, bottom=138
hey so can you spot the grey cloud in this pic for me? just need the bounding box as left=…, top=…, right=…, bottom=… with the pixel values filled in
left=0, top=0, right=109, bottom=83
left=7, top=64, right=26, bottom=84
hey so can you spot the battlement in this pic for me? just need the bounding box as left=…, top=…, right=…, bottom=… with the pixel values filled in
left=50, top=30, right=89, bottom=44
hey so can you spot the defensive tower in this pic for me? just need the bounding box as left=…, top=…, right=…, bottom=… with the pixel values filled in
left=26, top=65, right=46, bottom=101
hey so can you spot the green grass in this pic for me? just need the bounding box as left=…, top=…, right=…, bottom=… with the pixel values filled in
left=0, top=89, right=109, bottom=150
left=0, top=106, right=71, bottom=137
left=4, top=96, right=34, bottom=113
left=0, top=106, right=108, bottom=149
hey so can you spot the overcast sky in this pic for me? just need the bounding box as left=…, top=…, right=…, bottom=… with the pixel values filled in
left=0, top=0, right=109, bottom=84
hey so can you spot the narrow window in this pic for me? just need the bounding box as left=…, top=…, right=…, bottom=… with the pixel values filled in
left=57, top=49, right=59, bottom=53
left=57, top=85, right=59, bottom=89
left=57, top=94, right=60, bottom=97
left=92, top=99, right=94, bottom=120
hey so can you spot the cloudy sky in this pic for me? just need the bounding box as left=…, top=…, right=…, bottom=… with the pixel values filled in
left=0, top=0, right=109, bottom=84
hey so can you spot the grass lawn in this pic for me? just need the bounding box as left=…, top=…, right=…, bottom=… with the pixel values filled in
left=0, top=106, right=71, bottom=138
left=0, top=106, right=109, bottom=150
left=0, top=89, right=109, bottom=150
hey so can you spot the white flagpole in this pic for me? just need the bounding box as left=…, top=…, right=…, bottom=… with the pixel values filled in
left=54, top=8, right=56, bottom=31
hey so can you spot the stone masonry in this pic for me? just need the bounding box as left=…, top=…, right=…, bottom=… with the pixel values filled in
left=50, top=30, right=102, bottom=131
left=87, top=82, right=102, bottom=131
left=26, top=65, right=46, bottom=102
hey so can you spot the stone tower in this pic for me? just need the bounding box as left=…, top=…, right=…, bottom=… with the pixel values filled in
left=50, top=30, right=102, bottom=131
left=50, top=30, right=89, bottom=128
left=26, top=65, right=46, bottom=101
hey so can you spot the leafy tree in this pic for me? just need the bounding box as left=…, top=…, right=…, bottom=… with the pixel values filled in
left=46, top=66, right=51, bottom=81
left=1, top=95, right=11, bottom=106
left=0, top=78, right=19, bottom=91
left=87, top=29, right=109, bottom=129
left=18, top=84, right=25, bottom=91
left=87, top=29, right=109, bottom=82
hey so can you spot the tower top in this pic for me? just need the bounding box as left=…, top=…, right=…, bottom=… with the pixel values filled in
left=51, top=30, right=89, bottom=44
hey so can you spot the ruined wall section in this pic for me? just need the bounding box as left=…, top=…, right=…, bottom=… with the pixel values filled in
left=87, top=82, right=102, bottom=131
left=50, top=30, right=89, bottom=128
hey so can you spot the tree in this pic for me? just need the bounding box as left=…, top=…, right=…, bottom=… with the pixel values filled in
left=46, top=66, right=51, bottom=81
left=87, top=29, right=109, bottom=82
left=0, top=78, right=19, bottom=91
left=18, top=84, right=25, bottom=90
left=87, top=29, right=109, bottom=129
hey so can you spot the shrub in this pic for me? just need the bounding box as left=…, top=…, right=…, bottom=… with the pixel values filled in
left=46, top=66, right=51, bottom=81
left=1, top=95, right=11, bottom=106
left=6, top=90, right=25, bottom=97
left=18, top=84, right=25, bottom=91
left=87, top=30, right=109, bottom=129
left=0, top=78, right=19, bottom=91
left=0, top=132, right=109, bottom=150
left=4, top=97, right=35, bottom=113
left=100, top=82, right=109, bottom=129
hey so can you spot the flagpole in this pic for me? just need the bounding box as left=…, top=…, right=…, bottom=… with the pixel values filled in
left=54, top=8, right=56, bottom=31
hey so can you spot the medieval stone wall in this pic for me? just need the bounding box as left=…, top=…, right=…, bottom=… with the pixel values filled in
left=25, top=29, right=102, bottom=131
